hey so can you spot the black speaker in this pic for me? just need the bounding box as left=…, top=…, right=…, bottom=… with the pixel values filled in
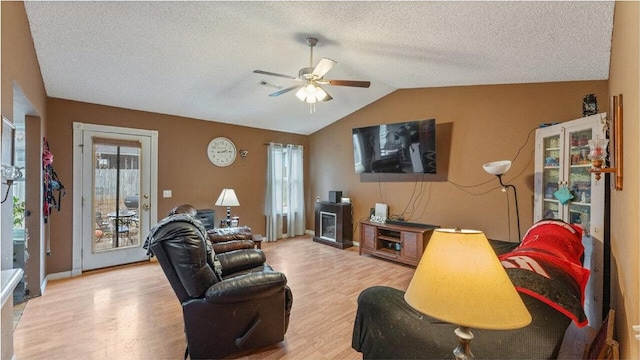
left=329, top=191, right=342, bottom=203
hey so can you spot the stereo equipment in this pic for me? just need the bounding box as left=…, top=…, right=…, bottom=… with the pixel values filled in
left=329, top=191, right=342, bottom=203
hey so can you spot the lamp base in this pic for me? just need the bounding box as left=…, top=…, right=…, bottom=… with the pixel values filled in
left=496, top=174, right=522, bottom=242
left=453, top=326, right=474, bottom=360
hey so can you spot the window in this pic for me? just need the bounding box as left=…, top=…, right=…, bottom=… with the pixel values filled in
left=265, top=143, right=305, bottom=241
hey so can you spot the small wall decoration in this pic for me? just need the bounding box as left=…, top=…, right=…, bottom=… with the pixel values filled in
left=583, top=94, right=598, bottom=117
left=589, top=94, right=623, bottom=190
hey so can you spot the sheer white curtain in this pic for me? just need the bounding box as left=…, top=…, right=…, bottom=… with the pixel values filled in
left=265, top=143, right=284, bottom=241
left=265, top=143, right=305, bottom=241
left=286, top=144, right=305, bottom=237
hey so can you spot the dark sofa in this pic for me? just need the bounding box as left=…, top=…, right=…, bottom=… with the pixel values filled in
left=352, top=220, right=589, bottom=359
left=145, top=208, right=293, bottom=359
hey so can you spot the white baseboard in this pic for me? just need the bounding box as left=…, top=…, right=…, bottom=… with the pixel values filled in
left=40, top=271, right=74, bottom=295
left=46, top=271, right=74, bottom=282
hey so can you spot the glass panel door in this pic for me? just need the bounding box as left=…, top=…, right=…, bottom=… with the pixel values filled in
left=542, top=134, right=561, bottom=219
left=567, top=128, right=593, bottom=234
left=93, top=138, right=141, bottom=252
left=76, top=123, right=156, bottom=272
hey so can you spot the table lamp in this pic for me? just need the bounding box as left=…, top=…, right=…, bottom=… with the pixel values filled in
left=404, top=228, right=531, bottom=360
left=215, top=188, right=240, bottom=226
left=482, top=160, right=521, bottom=241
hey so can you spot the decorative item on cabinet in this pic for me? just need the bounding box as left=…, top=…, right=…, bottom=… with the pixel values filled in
left=589, top=95, right=623, bottom=190
left=583, top=94, right=599, bottom=117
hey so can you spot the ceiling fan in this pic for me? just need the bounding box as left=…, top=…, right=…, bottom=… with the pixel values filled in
left=254, top=37, right=371, bottom=111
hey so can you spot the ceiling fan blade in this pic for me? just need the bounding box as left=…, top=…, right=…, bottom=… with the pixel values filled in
left=325, top=79, right=371, bottom=88
left=312, top=58, right=336, bottom=78
left=253, top=70, right=297, bottom=80
left=269, top=85, right=301, bottom=97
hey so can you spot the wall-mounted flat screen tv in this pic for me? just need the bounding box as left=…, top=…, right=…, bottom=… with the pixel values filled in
left=352, top=119, right=436, bottom=174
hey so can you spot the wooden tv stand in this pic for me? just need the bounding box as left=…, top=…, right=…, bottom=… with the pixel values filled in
left=359, top=220, right=437, bottom=267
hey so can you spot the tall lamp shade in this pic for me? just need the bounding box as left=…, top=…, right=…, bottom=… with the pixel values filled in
left=404, top=229, right=531, bottom=359
left=215, top=188, right=240, bottom=225
left=482, top=160, right=512, bottom=176
left=482, top=160, right=521, bottom=242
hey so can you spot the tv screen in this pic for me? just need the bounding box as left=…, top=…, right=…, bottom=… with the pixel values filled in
left=352, top=119, right=436, bottom=174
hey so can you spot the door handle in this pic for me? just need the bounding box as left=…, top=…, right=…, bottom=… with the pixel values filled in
left=142, top=203, right=150, bottom=211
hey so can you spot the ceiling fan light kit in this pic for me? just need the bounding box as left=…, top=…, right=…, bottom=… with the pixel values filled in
left=296, top=83, right=328, bottom=103
left=254, top=37, right=371, bottom=113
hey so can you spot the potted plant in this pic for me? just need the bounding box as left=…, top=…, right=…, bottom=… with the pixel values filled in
left=13, top=196, right=25, bottom=228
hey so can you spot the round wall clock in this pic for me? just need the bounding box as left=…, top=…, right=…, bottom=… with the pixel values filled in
left=207, top=137, right=237, bottom=167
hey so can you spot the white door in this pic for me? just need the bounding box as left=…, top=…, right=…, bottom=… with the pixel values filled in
left=72, top=123, right=157, bottom=271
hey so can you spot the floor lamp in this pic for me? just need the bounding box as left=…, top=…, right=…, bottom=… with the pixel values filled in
left=483, top=160, right=521, bottom=241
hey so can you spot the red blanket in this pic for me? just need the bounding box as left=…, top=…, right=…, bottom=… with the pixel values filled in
left=499, top=220, right=590, bottom=327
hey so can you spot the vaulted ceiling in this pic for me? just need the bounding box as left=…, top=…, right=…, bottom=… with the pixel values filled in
left=24, top=1, right=615, bottom=135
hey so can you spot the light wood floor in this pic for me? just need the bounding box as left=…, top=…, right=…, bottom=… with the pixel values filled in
left=14, top=235, right=416, bottom=359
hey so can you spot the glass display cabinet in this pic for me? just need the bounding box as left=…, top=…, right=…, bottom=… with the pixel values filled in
left=534, top=113, right=607, bottom=327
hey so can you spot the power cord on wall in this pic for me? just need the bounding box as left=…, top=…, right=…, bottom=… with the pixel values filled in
left=373, top=125, right=537, bottom=224
left=447, top=126, right=537, bottom=195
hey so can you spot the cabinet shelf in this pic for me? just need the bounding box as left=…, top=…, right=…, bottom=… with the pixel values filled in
left=378, top=235, right=401, bottom=243
left=376, top=247, right=400, bottom=256
left=570, top=145, right=590, bottom=150
left=570, top=202, right=591, bottom=207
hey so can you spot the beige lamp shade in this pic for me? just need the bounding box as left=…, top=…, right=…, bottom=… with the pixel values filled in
left=404, top=229, right=531, bottom=330
left=215, top=188, right=240, bottom=206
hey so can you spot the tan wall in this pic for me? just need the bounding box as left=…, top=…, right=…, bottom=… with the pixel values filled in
left=1, top=1, right=48, bottom=299
left=45, top=98, right=308, bottom=273
left=608, top=1, right=639, bottom=358
left=1, top=2, right=47, bottom=122
left=309, top=81, right=608, bottom=242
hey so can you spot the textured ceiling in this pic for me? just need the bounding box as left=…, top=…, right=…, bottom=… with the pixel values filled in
left=24, top=1, right=614, bottom=135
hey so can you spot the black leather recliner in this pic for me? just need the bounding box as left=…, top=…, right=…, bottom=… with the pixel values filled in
left=146, top=212, right=292, bottom=359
